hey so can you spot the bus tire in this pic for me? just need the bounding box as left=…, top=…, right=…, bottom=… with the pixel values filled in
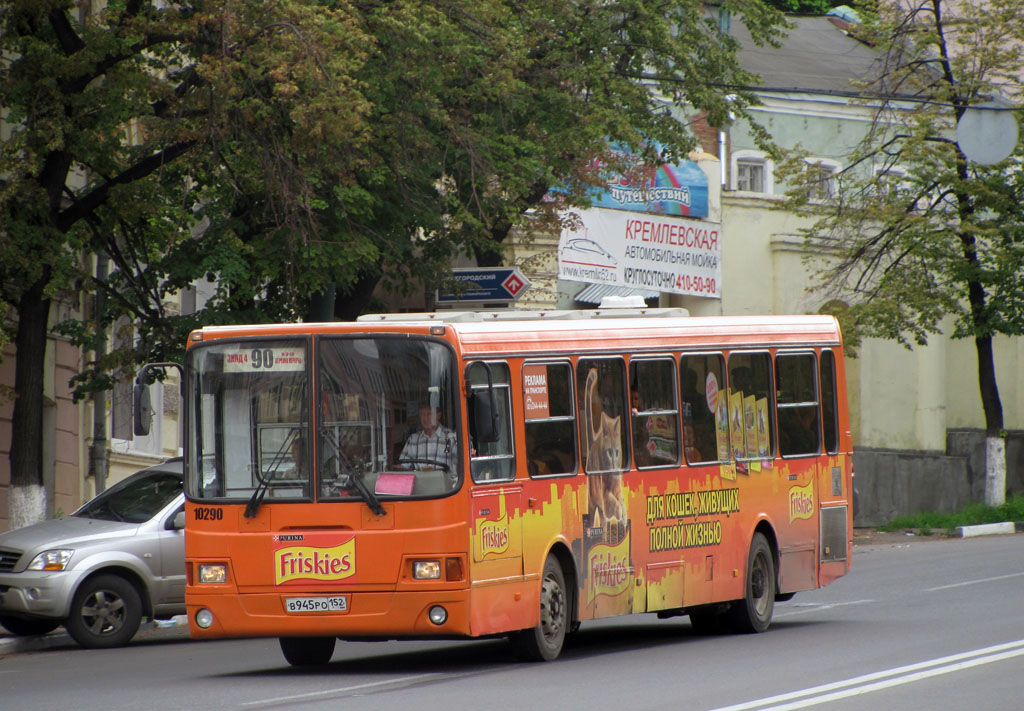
left=727, top=533, right=775, bottom=634
left=279, top=636, right=336, bottom=666
left=510, top=556, right=568, bottom=661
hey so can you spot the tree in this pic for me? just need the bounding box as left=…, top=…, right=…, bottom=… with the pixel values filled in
left=778, top=0, right=1024, bottom=505
left=1, top=0, right=374, bottom=527
left=2, top=0, right=787, bottom=527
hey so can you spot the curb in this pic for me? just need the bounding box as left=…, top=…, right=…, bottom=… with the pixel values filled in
left=955, top=521, right=1024, bottom=538
left=0, top=629, right=71, bottom=654
left=0, top=616, right=187, bottom=655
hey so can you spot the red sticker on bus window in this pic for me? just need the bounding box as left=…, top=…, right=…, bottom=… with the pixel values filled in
left=523, top=364, right=550, bottom=419
left=375, top=473, right=415, bottom=495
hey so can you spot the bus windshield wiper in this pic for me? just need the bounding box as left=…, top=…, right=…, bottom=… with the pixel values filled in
left=245, top=435, right=296, bottom=519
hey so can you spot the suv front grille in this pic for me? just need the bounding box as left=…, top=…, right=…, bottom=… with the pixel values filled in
left=0, top=548, right=23, bottom=572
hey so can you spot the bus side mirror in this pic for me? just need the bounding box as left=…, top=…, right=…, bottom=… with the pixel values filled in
left=133, top=362, right=185, bottom=438
left=134, top=382, right=152, bottom=437
left=467, top=360, right=501, bottom=444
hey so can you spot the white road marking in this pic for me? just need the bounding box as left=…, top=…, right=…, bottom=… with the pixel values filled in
left=925, top=571, right=1024, bottom=591
left=239, top=672, right=445, bottom=707
left=704, top=639, right=1024, bottom=711
left=774, top=600, right=874, bottom=618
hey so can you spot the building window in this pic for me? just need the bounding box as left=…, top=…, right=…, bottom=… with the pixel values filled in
left=737, top=159, right=765, bottom=192
left=874, top=166, right=907, bottom=198
left=731, top=150, right=773, bottom=194
left=805, top=159, right=840, bottom=200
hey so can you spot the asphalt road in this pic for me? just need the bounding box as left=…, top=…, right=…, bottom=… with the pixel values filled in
left=2, top=533, right=1022, bottom=711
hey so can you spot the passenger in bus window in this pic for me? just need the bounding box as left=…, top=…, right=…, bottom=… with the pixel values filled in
left=631, top=390, right=652, bottom=467
left=780, top=407, right=819, bottom=456
left=682, top=369, right=715, bottom=462
left=399, top=403, right=458, bottom=472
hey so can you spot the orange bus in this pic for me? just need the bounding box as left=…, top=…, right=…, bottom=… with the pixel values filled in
left=143, top=309, right=853, bottom=665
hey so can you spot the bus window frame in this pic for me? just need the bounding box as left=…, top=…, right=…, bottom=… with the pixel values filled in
left=628, top=355, right=681, bottom=470
left=523, top=359, right=579, bottom=479
left=466, top=359, right=516, bottom=483
left=775, top=349, right=822, bottom=459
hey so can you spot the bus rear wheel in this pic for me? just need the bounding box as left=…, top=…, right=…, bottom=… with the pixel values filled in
left=279, top=636, right=336, bottom=666
left=727, top=533, right=775, bottom=634
left=511, top=556, right=568, bottom=661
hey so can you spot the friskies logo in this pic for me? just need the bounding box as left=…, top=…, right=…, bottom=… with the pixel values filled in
left=789, top=482, right=814, bottom=522
left=477, top=515, right=510, bottom=557
left=587, top=534, right=632, bottom=602
left=274, top=540, right=355, bottom=584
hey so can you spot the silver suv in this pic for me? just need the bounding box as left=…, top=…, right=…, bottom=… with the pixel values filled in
left=0, top=459, right=185, bottom=648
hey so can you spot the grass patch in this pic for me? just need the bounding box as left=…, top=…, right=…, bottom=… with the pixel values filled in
left=878, top=495, right=1024, bottom=535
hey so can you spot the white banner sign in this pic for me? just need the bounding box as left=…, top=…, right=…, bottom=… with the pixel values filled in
left=558, top=208, right=721, bottom=299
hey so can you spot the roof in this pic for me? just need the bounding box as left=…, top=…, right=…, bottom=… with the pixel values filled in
left=732, top=15, right=884, bottom=96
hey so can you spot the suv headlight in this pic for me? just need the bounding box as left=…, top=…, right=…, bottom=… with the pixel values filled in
left=27, top=549, right=74, bottom=571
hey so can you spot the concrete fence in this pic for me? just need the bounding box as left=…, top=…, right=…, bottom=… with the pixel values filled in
left=852, top=430, right=1024, bottom=527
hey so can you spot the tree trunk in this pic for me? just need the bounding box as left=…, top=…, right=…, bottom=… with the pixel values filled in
left=9, top=273, right=51, bottom=528
left=974, top=333, right=1006, bottom=506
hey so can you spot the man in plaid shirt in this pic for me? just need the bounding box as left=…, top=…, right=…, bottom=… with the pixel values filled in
left=400, top=403, right=458, bottom=472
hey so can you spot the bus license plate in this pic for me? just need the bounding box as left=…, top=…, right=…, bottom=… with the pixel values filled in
left=284, top=596, right=349, bottom=613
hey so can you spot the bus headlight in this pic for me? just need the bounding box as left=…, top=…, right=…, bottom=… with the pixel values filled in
left=413, top=560, right=442, bottom=580
left=198, top=564, right=227, bottom=584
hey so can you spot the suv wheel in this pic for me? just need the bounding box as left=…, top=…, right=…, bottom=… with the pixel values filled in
left=66, top=574, right=143, bottom=649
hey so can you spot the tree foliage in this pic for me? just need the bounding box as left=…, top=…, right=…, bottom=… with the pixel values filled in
left=1, top=0, right=787, bottom=522
left=2, top=0, right=787, bottom=394
left=777, top=0, right=1024, bottom=443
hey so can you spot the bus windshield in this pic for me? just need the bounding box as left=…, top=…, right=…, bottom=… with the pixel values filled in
left=188, top=340, right=311, bottom=503
left=186, top=336, right=459, bottom=504
left=316, top=337, right=459, bottom=500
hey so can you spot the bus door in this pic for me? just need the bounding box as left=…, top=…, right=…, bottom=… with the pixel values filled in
left=774, top=350, right=822, bottom=593
left=466, top=362, right=523, bottom=633
left=577, top=357, right=635, bottom=619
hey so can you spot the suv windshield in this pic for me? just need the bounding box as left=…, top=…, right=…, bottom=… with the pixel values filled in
left=76, top=470, right=182, bottom=524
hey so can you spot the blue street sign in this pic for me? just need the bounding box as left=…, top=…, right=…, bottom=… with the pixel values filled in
left=437, top=268, right=532, bottom=303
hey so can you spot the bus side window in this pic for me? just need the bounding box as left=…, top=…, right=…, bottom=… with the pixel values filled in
left=629, top=358, right=680, bottom=468
left=523, top=362, right=577, bottom=476
left=681, top=354, right=726, bottom=464
left=727, top=352, right=775, bottom=461
left=820, top=350, right=839, bottom=454
left=776, top=352, right=820, bottom=457
left=577, top=358, right=629, bottom=474
left=468, top=362, right=514, bottom=482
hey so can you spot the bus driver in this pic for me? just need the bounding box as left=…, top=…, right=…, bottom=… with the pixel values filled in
left=399, top=402, right=458, bottom=473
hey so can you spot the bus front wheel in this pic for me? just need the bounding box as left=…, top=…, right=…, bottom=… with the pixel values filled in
left=279, top=636, right=336, bottom=666
left=727, top=532, right=775, bottom=634
left=510, top=556, right=568, bottom=661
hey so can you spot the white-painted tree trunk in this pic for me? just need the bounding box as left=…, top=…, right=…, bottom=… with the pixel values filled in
left=10, top=484, right=47, bottom=530
left=985, top=436, right=1006, bottom=507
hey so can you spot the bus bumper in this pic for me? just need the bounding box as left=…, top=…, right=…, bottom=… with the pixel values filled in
left=186, top=589, right=472, bottom=639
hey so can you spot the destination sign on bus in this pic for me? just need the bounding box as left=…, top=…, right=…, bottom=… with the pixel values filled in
left=223, top=346, right=305, bottom=373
